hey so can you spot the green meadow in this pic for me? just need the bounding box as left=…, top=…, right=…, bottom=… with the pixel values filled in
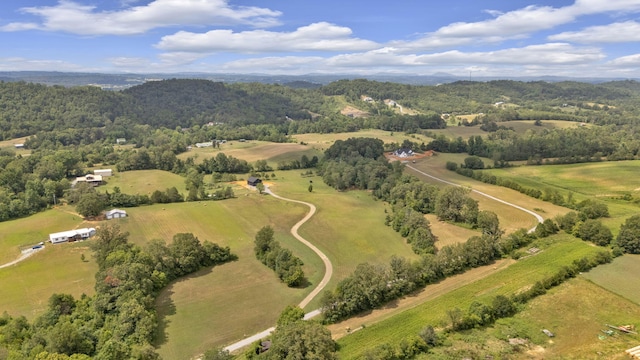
left=583, top=254, right=640, bottom=306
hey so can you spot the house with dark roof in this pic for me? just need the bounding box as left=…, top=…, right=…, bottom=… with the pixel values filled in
left=393, top=148, right=414, bottom=158
left=247, top=176, right=262, bottom=186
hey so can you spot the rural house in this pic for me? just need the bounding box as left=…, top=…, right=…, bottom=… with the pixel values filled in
left=105, top=209, right=127, bottom=220
left=393, top=148, right=414, bottom=158
left=49, top=228, right=96, bottom=244
left=74, top=174, right=103, bottom=187
left=247, top=176, right=262, bottom=186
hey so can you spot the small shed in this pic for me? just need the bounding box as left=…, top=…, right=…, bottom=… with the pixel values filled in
left=105, top=209, right=127, bottom=220
left=247, top=176, right=262, bottom=186
left=116, top=138, right=126, bottom=145
left=94, top=169, right=113, bottom=177
left=14, top=143, right=24, bottom=149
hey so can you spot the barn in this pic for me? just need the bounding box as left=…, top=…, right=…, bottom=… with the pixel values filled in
left=247, top=176, right=262, bottom=186
left=105, top=209, right=127, bottom=220
left=94, top=169, right=113, bottom=177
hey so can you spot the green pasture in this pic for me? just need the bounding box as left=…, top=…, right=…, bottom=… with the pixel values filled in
left=176, top=140, right=319, bottom=165
left=0, top=241, right=97, bottom=320
left=0, top=206, right=84, bottom=264
left=483, top=160, right=640, bottom=230
left=583, top=254, right=640, bottom=306
left=337, top=234, right=604, bottom=359
left=101, top=169, right=187, bottom=195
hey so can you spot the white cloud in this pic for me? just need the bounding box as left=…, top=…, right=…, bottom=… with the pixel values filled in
left=608, top=53, right=640, bottom=67
left=2, top=0, right=281, bottom=35
left=0, top=57, right=86, bottom=71
left=550, top=21, right=640, bottom=43
left=156, top=22, right=379, bottom=53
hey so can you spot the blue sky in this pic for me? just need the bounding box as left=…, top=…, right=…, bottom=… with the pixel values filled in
left=1, top=0, right=640, bottom=77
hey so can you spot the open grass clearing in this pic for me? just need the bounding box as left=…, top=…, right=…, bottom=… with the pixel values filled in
left=259, top=171, right=419, bottom=309
left=177, top=141, right=317, bottom=165
left=583, top=254, right=640, bottom=306
left=426, top=214, right=481, bottom=248
left=505, top=119, right=590, bottom=132
left=336, top=234, right=605, bottom=359
left=482, top=161, right=640, bottom=231
left=292, top=130, right=433, bottom=151
left=101, top=169, right=187, bottom=195
left=480, top=277, right=640, bottom=359
left=0, top=205, right=85, bottom=265
left=0, top=242, right=97, bottom=320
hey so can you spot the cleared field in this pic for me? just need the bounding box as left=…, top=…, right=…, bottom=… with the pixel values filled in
left=483, top=277, right=640, bottom=359
left=0, top=206, right=84, bottom=264
left=483, top=160, right=640, bottom=231
left=583, top=254, right=640, bottom=305
left=101, top=169, right=187, bottom=194
left=177, top=141, right=318, bottom=165
left=0, top=242, right=97, bottom=320
left=293, top=130, right=433, bottom=150
left=505, top=119, right=590, bottom=132
left=425, top=214, right=481, bottom=248
left=336, top=234, right=605, bottom=359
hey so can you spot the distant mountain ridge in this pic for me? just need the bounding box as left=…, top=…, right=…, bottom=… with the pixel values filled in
left=0, top=71, right=636, bottom=88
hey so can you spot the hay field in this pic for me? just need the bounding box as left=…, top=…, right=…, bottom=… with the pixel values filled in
left=426, top=214, right=481, bottom=248
left=177, top=141, right=318, bottom=165
left=101, top=169, right=187, bottom=194
left=293, top=130, right=433, bottom=150
left=582, top=254, right=640, bottom=305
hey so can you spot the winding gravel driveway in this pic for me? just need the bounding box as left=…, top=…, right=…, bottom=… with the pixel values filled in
left=223, top=167, right=543, bottom=354
left=223, top=186, right=332, bottom=353
left=406, top=164, right=543, bottom=231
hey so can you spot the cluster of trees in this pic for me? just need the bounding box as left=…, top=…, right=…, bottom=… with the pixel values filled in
left=0, top=226, right=235, bottom=359
left=276, top=154, right=319, bottom=171
left=254, top=226, right=306, bottom=287
left=197, top=153, right=252, bottom=174
left=243, top=306, right=337, bottom=360
left=320, top=228, right=520, bottom=323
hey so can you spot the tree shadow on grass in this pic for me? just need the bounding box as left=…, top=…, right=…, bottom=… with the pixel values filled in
left=152, top=265, right=217, bottom=347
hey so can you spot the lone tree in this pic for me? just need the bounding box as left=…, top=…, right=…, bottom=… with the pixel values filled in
left=256, top=182, right=265, bottom=194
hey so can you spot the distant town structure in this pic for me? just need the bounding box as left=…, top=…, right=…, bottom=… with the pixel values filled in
left=94, top=169, right=113, bottom=177
left=105, top=209, right=127, bottom=220
left=49, top=228, right=96, bottom=244
left=116, top=138, right=126, bottom=145
left=247, top=176, right=262, bottom=186
left=74, top=174, right=103, bottom=187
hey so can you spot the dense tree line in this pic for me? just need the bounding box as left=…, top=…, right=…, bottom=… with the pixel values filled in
left=0, top=226, right=235, bottom=359
left=254, top=226, right=306, bottom=287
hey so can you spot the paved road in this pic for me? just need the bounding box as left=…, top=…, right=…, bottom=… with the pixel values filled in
left=223, top=186, right=331, bottom=354
left=406, top=164, right=543, bottom=232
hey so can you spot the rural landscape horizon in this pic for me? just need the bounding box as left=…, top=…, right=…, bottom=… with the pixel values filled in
left=3, top=1, right=640, bottom=359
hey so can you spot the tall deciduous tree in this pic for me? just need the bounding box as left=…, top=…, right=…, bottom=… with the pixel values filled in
left=617, top=215, right=640, bottom=253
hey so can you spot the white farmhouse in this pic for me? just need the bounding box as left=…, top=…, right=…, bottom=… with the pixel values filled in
left=49, top=228, right=96, bottom=244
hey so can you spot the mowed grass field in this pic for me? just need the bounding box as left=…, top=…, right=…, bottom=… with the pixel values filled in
left=293, top=130, right=433, bottom=151
left=176, top=140, right=321, bottom=166
left=0, top=242, right=97, bottom=320
left=101, top=169, right=187, bottom=194
left=483, top=160, right=640, bottom=231
left=583, top=254, right=640, bottom=306
left=0, top=206, right=85, bottom=264
left=337, top=234, right=607, bottom=359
